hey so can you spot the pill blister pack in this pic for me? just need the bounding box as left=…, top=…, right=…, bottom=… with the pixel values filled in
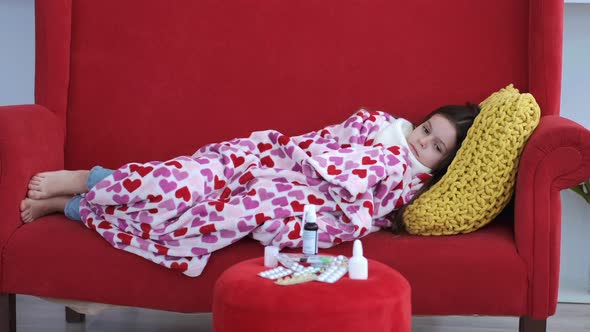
left=317, top=255, right=348, bottom=283
left=276, top=253, right=334, bottom=267
left=258, top=255, right=349, bottom=285
left=258, top=266, right=294, bottom=280
left=293, top=266, right=322, bottom=277
left=276, top=254, right=306, bottom=272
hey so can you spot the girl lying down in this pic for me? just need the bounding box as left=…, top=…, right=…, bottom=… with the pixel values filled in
left=20, top=106, right=478, bottom=276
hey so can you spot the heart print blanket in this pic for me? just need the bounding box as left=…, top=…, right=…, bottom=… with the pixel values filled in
left=78, top=110, right=431, bottom=276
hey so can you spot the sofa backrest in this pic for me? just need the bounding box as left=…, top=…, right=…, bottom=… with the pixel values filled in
left=34, top=0, right=563, bottom=169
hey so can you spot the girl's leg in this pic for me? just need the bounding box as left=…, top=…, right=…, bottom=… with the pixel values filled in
left=60, top=166, right=115, bottom=222
left=85, top=166, right=115, bottom=190
left=21, top=166, right=116, bottom=223
left=27, top=166, right=115, bottom=199
left=19, top=196, right=73, bottom=223
left=27, top=170, right=90, bottom=199
left=64, top=195, right=83, bottom=221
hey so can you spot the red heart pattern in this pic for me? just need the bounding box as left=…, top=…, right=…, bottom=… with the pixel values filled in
left=363, top=201, right=374, bottom=216
left=130, top=164, right=154, bottom=177
left=388, top=146, right=400, bottom=155
left=117, top=233, right=133, bottom=245
left=220, top=188, right=231, bottom=201
left=174, top=227, right=188, bottom=237
left=170, top=262, right=188, bottom=272
left=175, top=186, right=191, bottom=202
left=208, top=201, right=225, bottom=212
left=278, top=135, right=290, bottom=145
left=123, top=179, right=141, bottom=193
left=98, top=221, right=112, bottom=229
left=230, top=154, right=245, bottom=167
left=148, top=194, right=163, bottom=203
left=258, top=142, right=272, bottom=152
left=290, top=201, right=304, bottom=212
left=260, top=156, right=275, bottom=168
left=141, top=223, right=152, bottom=233
left=214, top=175, right=226, bottom=189
left=352, top=169, right=367, bottom=178
left=298, top=139, right=313, bottom=149
left=362, top=156, right=377, bottom=165
left=165, top=161, right=183, bottom=169
left=287, top=222, right=301, bottom=240
left=155, top=244, right=169, bottom=255
left=327, top=165, right=342, bottom=175
left=255, top=213, right=272, bottom=225
left=200, top=224, right=216, bottom=234
left=307, top=195, right=324, bottom=205
left=105, top=206, right=115, bottom=215
left=238, top=172, right=254, bottom=185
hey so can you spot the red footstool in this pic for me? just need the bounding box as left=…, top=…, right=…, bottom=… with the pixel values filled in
left=213, top=257, right=411, bottom=332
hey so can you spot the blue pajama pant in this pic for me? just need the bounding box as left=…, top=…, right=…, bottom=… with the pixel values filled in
left=64, top=166, right=114, bottom=221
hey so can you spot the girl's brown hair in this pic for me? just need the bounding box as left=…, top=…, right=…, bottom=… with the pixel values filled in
left=390, top=103, right=480, bottom=233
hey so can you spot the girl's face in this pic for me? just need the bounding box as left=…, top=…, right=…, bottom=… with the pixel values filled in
left=407, top=114, right=458, bottom=170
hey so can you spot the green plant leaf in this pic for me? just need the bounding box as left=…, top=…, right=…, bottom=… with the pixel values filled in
left=570, top=179, right=590, bottom=205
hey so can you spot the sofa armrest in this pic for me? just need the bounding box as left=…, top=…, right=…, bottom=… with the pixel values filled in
left=0, top=105, right=64, bottom=246
left=514, top=115, right=590, bottom=319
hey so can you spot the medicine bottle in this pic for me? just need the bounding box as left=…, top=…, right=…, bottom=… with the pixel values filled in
left=302, top=205, right=318, bottom=256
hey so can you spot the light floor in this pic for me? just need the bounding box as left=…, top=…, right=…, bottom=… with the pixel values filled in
left=16, top=295, right=590, bottom=332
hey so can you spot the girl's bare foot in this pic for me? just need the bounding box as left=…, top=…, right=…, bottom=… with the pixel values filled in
left=19, top=196, right=73, bottom=223
left=27, top=170, right=89, bottom=199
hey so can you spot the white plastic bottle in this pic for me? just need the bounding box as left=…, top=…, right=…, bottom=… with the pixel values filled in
left=348, top=239, right=368, bottom=280
left=264, top=245, right=279, bottom=268
left=302, top=205, right=318, bottom=256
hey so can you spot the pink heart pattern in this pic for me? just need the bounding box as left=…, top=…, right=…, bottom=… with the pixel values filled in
left=78, top=110, right=431, bottom=277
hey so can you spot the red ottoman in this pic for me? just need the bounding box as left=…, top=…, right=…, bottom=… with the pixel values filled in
left=213, top=257, right=411, bottom=332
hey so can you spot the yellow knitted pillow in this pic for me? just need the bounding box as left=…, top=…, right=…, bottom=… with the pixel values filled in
left=403, top=84, right=540, bottom=235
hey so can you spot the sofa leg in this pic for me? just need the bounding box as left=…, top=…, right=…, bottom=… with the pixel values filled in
left=65, top=307, right=85, bottom=323
left=0, top=293, right=16, bottom=332
left=519, top=316, right=546, bottom=332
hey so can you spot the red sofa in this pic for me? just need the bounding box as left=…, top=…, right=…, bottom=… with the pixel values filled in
left=1, top=1, right=589, bottom=331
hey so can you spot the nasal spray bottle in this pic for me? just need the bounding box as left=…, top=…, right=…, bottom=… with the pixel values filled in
left=348, top=239, right=368, bottom=280
left=302, top=205, right=319, bottom=256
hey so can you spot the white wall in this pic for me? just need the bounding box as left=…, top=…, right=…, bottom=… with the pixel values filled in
left=0, top=0, right=589, bottom=302
left=0, top=0, right=34, bottom=105
left=558, top=3, right=590, bottom=304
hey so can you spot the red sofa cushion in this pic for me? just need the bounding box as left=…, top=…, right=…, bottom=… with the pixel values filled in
left=3, top=214, right=525, bottom=315
left=63, top=0, right=530, bottom=169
